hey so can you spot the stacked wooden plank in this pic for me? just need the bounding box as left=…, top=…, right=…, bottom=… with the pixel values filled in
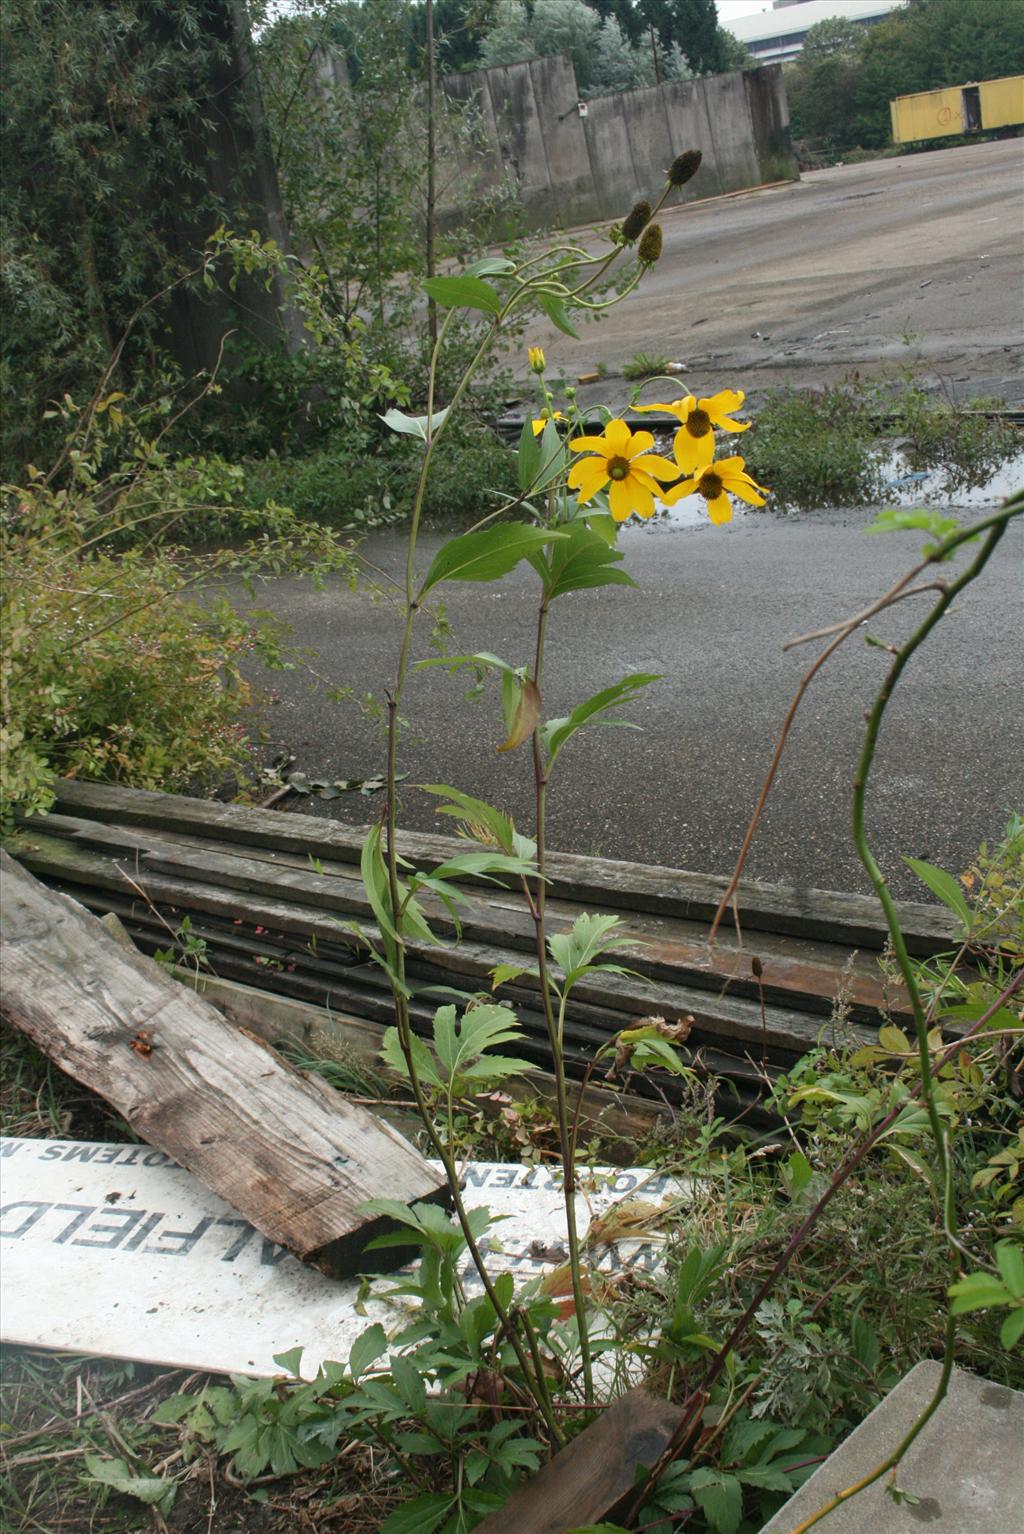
left=9, top=780, right=957, bottom=1118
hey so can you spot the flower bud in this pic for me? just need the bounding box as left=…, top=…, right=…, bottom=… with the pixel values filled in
left=528, top=345, right=546, bottom=374
left=668, top=150, right=702, bottom=188
left=638, top=223, right=663, bottom=265
left=620, top=199, right=652, bottom=244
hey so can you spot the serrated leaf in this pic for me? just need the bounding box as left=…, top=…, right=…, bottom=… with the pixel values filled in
left=423, top=274, right=502, bottom=313
left=419, top=524, right=567, bottom=596
left=431, top=1003, right=529, bottom=1082
left=389, top=1354, right=428, bottom=1413
left=491, top=961, right=536, bottom=989
left=418, top=784, right=521, bottom=856
left=688, top=1469, right=742, bottom=1534
left=379, top=1027, right=443, bottom=1088
left=380, top=1492, right=454, bottom=1534
left=349, top=1323, right=388, bottom=1380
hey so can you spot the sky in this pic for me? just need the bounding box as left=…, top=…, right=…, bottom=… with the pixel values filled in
left=716, top=0, right=774, bottom=21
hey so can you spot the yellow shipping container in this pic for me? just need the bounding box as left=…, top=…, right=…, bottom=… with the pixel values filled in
left=891, top=77, right=1024, bottom=143
left=980, top=76, right=1024, bottom=130
left=890, top=86, right=965, bottom=143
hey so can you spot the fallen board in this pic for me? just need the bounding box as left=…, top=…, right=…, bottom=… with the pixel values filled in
left=0, top=1137, right=682, bottom=1380
left=473, top=1389, right=685, bottom=1534
left=0, top=854, right=447, bottom=1276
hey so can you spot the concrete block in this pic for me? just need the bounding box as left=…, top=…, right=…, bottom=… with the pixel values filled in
left=760, top=1361, right=1024, bottom=1534
left=743, top=65, right=798, bottom=186
left=618, top=84, right=675, bottom=206
left=701, top=71, right=761, bottom=194
left=583, top=92, right=642, bottom=222
left=661, top=78, right=724, bottom=202
left=528, top=56, right=594, bottom=228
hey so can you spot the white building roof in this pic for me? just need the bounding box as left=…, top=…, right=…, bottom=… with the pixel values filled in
left=728, top=1, right=902, bottom=64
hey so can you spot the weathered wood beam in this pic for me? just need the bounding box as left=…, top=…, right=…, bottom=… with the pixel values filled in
left=45, top=780, right=955, bottom=953
left=0, top=853, right=448, bottom=1277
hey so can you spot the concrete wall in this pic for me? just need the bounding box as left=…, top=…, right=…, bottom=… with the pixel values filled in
left=437, top=57, right=796, bottom=231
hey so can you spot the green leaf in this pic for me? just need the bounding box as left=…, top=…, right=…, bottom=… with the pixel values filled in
left=688, top=1469, right=742, bottom=1534
left=349, top=1323, right=388, bottom=1380
left=541, top=673, right=661, bottom=763
left=866, top=508, right=965, bottom=558
left=462, top=257, right=516, bottom=278
left=1000, top=1307, right=1024, bottom=1349
left=491, top=961, right=536, bottom=989
left=389, top=1354, right=428, bottom=1414
left=430, top=850, right=538, bottom=882
left=538, top=290, right=580, bottom=338
left=380, top=1492, right=454, bottom=1534
left=517, top=415, right=542, bottom=491
left=380, top=405, right=452, bottom=439
left=430, top=1003, right=530, bottom=1083
left=548, top=912, right=627, bottom=982
left=995, top=1240, right=1024, bottom=1297
left=903, top=857, right=972, bottom=929
left=272, top=1346, right=304, bottom=1377
left=781, top=1149, right=813, bottom=1197
left=379, top=1026, right=443, bottom=1089
left=423, top=274, right=502, bottom=314
left=948, top=1273, right=1013, bottom=1313
left=528, top=519, right=636, bottom=601
left=418, top=784, right=522, bottom=856
left=84, top=1456, right=177, bottom=1514
left=419, top=524, right=567, bottom=596
left=151, top=1394, right=197, bottom=1425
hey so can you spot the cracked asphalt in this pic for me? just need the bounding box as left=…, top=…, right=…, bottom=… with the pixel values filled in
left=237, top=142, right=1023, bottom=900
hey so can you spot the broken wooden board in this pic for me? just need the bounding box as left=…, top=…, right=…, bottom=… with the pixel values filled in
left=473, top=1388, right=685, bottom=1534
left=0, top=1137, right=681, bottom=1379
left=0, top=854, right=447, bottom=1276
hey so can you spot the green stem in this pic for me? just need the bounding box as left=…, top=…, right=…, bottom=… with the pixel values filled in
left=527, top=595, right=596, bottom=1403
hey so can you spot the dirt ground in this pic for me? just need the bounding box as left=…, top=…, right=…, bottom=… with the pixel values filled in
left=531, top=137, right=1024, bottom=407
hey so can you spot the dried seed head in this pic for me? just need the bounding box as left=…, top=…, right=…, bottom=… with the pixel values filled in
left=668, top=149, right=702, bottom=187
left=638, top=223, right=663, bottom=265
left=620, top=199, right=652, bottom=243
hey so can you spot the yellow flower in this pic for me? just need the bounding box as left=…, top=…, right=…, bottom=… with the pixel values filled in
left=528, top=345, right=546, bottom=373
left=660, top=455, right=768, bottom=525
left=636, top=389, right=750, bottom=473
left=532, top=409, right=566, bottom=435
left=568, top=417, right=677, bottom=521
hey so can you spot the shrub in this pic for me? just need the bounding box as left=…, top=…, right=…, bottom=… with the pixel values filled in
left=745, top=385, right=877, bottom=508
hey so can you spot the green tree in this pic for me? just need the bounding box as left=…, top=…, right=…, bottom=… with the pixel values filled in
left=478, top=0, right=692, bottom=95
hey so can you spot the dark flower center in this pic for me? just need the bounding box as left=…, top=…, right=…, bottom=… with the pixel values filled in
left=699, top=472, right=723, bottom=499
left=686, top=409, right=711, bottom=438
left=607, top=455, right=631, bottom=481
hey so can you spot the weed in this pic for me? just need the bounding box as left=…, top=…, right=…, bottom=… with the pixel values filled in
left=623, top=351, right=672, bottom=381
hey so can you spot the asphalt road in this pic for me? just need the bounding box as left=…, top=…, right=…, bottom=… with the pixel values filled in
left=237, top=143, right=1024, bottom=900
left=245, top=503, right=1022, bottom=901
left=534, top=137, right=1024, bottom=409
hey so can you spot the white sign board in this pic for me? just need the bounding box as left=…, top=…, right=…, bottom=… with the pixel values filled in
left=0, top=1138, right=678, bottom=1379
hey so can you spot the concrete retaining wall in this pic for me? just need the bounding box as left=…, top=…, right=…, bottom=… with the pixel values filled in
left=437, top=57, right=796, bottom=231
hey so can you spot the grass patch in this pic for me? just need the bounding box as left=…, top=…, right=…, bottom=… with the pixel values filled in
left=622, top=351, right=673, bottom=382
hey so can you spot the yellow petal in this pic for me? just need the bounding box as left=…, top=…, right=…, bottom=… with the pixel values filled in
left=635, top=401, right=688, bottom=420
left=532, top=418, right=546, bottom=436
left=631, top=452, right=679, bottom=482
left=700, top=389, right=745, bottom=415
left=569, top=433, right=609, bottom=454
left=608, top=479, right=634, bottom=520
left=568, top=459, right=610, bottom=502
left=705, top=493, right=733, bottom=525
left=673, top=427, right=716, bottom=474
left=627, top=429, right=655, bottom=456
left=658, top=476, right=697, bottom=506
left=603, top=417, right=633, bottom=454
left=724, top=480, right=766, bottom=507
left=711, top=414, right=750, bottom=433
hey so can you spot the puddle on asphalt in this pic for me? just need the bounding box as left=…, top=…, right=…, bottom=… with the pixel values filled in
left=876, top=451, right=1023, bottom=508
left=621, top=448, right=1022, bottom=531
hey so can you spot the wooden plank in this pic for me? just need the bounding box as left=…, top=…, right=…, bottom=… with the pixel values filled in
left=472, top=1389, right=684, bottom=1534
left=45, top=780, right=956, bottom=953
left=11, top=830, right=870, bottom=1057
left=22, top=813, right=904, bottom=1024
left=0, top=853, right=448, bottom=1277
